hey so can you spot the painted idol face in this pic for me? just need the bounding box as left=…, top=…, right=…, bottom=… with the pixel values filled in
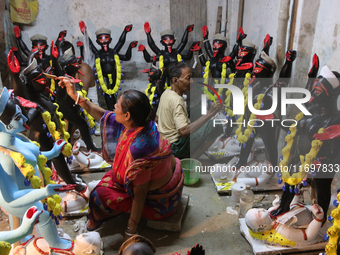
left=97, top=34, right=111, bottom=52
left=0, top=104, right=28, bottom=134
left=32, top=41, right=47, bottom=59
left=308, top=77, right=333, bottom=104
left=236, top=46, right=255, bottom=67
left=212, top=40, right=226, bottom=57
left=161, top=35, right=175, bottom=53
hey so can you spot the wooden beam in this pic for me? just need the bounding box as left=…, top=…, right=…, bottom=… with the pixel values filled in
left=215, top=6, right=223, bottom=34
left=288, top=0, right=299, bottom=50
left=237, top=0, right=244, bottom=29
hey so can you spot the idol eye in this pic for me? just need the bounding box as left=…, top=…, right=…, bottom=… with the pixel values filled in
left=36, top=78, right=47, bottom=84
left=14, top=115, right=21, bottom=121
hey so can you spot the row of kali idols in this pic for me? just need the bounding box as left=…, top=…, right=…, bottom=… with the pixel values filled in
left=3, top=19, right=114, bottom=255
left=11, top=21, right=284, bottom=111
left=207, top=48, right=340, bottom=252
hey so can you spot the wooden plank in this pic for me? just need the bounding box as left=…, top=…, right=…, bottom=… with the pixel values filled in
left=147, top=195, right=189, bottom=232
left=237, top=0, right=244, bottom=29
left=215, top=6, right=223, bottom=34
left=211, top=173, right=283, bottom=195
left=288, top=0, right=299, bottom=50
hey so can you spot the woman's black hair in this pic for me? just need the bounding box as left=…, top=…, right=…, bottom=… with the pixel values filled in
left=120, top=90, right=155, bottom=127
left=168, top=62, right=190, bottom=83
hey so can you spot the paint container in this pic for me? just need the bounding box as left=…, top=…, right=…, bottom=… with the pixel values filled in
left=181, top=158, right=201, bottom=185
left=239, top=185, right=254, bottom=218
left=231, top=182, right=246, bottom=203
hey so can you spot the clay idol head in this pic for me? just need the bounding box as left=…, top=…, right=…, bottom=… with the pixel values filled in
left=309, top=65, right=340, bottom=104
left=160, top=29, right=175, bottom=53
left=212, top=34, right=227, bottom=58
left=236, top=39, right=256, bottom=67
left=30, top=34, right=48, bottom=59
left=252, top=51, right=276, bottom=78
left=245, top=208, right=273, bottom=233
left=0, top=87, right=28, bottom=134
left=95, top=27, right=112, bottom=52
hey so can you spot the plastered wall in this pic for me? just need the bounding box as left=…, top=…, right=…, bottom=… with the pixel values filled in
left=242, top=0, right=281, bottom=60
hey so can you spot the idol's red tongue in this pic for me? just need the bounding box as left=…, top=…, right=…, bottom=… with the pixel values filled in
left=213, top=50, right=218, bottom=57
left=308, top=97, right=315, bottom=103
left=45, top=87, right=55, bottom=96
left=167, top=46, right=172, bottom=53
left=23, top=123, right=30, bottom=130
left=236, top=59, right=241, bottom=66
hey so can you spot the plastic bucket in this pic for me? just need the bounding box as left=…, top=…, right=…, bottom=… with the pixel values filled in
left=180, top=158, right=201, bottom=185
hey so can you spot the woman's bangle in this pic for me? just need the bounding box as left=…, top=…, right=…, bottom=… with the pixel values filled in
left=125, top=230, right=138, bottom=237
left=73, top=93, right=80, bottom=106
left=314, top=217, right=324, bottom=222
left=125, top=225, right=138, bottom=236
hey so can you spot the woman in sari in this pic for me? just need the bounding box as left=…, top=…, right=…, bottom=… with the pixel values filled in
left=58, top=78, right=184, bottom=239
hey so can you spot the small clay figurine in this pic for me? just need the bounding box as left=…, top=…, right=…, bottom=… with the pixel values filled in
left=198, top=25, right=236, bottom=79
left=7, top=49, right=86, bottom=193
left=234, top=35, right=256, bottom=79
left=79, top=21, right=138, bottom=110
left=245, top=195, right=325, bottom=247
left=139, top=22, right=200, bottom=87
left=69, top=129, right=110, bottom=172
left=234, top=49, right=296, bottom=169
left=14, top=26, right=51, bottom=71
left=142, top=57, right=163, bottom=109
left=52, top=36, right=99, bottom=152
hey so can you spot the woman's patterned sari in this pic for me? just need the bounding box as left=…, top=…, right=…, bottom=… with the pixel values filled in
left=88, top=111, right=184, bottom=224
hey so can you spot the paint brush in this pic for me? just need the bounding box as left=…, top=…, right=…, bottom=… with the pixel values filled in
left=43, top=73, right=82, bottom=83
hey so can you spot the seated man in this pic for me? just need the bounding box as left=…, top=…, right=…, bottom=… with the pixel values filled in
left=156, top=62, right=223, bottom=159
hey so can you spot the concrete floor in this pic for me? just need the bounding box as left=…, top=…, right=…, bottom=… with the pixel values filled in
left=67, top=165, right=332, bottom=255
left=1, top=134, right=339, bottom=254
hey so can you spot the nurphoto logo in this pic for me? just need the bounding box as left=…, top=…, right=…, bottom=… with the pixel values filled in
left=200, top=83, right=312, bottom=128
